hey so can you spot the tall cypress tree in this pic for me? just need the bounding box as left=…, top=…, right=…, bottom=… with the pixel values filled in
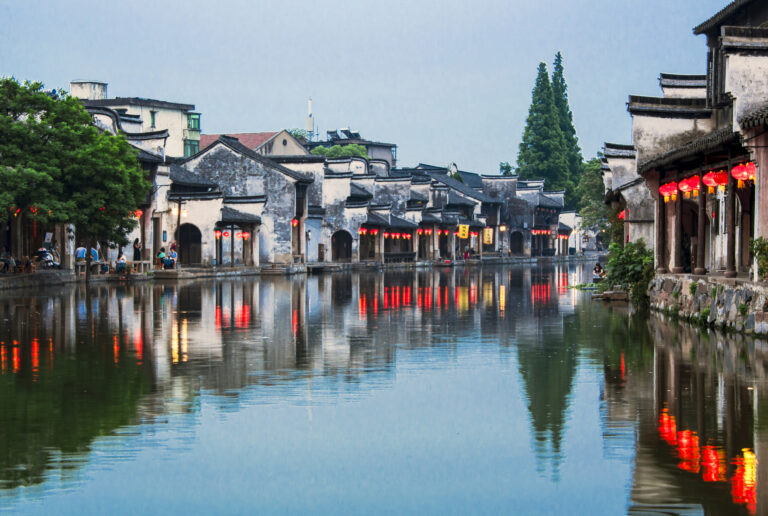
left=551, top=52, right=582, bottom=205
left=516, top=62, right=568, bottom=192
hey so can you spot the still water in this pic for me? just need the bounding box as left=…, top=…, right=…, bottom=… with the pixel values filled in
left=0, top=264, right=765, bottom=515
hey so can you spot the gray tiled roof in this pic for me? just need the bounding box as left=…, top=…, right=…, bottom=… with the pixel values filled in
left=740, top=104, right=768, bottom=129
left=220, top=206, right=261, bottom=225
left=693, top=0, right=755, bottom=34
left=365, top=211, right=390, bottom=227
left=638, top=126, right=738, bottom=173
left=169, top=164, right=216, bottom=187
left=427, top=172, right=499, bottom=203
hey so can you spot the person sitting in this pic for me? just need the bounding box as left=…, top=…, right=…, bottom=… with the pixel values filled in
left=75, top=245, right=86, bottom=260
left=157, top=247, right=166, bottom=269
left=168, top=248, right=178, bottom=268
left=593, top=262, right=605, bottom=278
left=116, top=252, right=127, bottom=273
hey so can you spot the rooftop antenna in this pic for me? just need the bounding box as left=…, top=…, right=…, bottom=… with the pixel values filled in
left=306, top=97, right=314, bottom=142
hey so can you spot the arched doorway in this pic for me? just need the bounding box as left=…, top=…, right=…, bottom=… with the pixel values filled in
left=331, top=230, right=352, bottom=262
left=510, top=231, right=524, bottom=255
left=178, top=223, right=202, bottom=265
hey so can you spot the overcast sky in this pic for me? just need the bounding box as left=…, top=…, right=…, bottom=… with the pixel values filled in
left=1, top=0, right=726, bottom=173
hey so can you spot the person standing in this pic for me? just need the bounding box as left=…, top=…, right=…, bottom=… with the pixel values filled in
left=133, top=238, right=142, bottom=261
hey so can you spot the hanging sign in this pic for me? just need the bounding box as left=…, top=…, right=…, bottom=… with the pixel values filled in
left=483, top=228, right=494, bottom=245
left=458, top=225, right=469, bottom=239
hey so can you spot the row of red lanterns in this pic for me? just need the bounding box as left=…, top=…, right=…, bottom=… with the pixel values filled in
left=416, top=228, right=434, bottom=235
left=532, top=229, right=551, bottom=236
left=215, top=230, right=250, bottom=240
left=383, top=232, right=412, bottom=239
left=659, top=162, right=757, bottom=202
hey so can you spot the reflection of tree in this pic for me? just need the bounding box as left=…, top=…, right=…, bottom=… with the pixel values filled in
left=0, top=327, right=150, bottom=490
left=516, top=330, right=577, bottom=480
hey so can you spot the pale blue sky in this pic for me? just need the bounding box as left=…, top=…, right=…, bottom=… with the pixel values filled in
left=1, top=0, right=726, bottom=173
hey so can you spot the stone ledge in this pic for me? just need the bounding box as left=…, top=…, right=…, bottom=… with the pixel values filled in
left=649, top=273, right=768, bottom=335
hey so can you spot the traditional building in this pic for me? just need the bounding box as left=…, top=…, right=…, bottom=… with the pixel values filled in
left=602, top=143, right=654, bottom=246
left=631, top=1, right=768, bottom=276
left=72, top=80, right=200, bottom=158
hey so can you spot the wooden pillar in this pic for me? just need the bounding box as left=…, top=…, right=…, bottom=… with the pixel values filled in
left=656, top=189, right=668, bottom=273
left=672, top=188, right=684, bottom=274
left=695, top=170, right=707, bottom=275
left=725, top=160, right=737, bottom=278
left=230, top=224, right=235, bottom=266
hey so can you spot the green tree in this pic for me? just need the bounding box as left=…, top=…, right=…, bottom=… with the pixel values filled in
left=516, top=63, right=571, bottom=198
left=310, top=143, right=370, bottom=160
left=499, top=161, right=513, bottom=176
left=0, top=78, right=150, bottom=278
left=575, top=157, right=608, bottom=230
left=551, top=52, right=582, bottom=206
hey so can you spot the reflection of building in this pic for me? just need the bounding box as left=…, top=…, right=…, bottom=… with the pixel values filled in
left=594, top=311, right=768, bottom=515
left=3, top=266, right=764, bottom=513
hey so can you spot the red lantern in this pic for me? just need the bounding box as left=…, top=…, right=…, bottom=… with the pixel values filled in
left=223, top=231, right=230, bottom=238
left=731, top=163, right=749, bottom=188
left=215, top=230, right=222, bottom=239
left=679, top=176, right=700, bottom=198
left=134, top=209, right=143, bottom=219
left=383, top=232, right=390, bottom=239
left=703, top=170, right=728, bottom=193
left=235, top=232, right=242, bottom=239
left=426, top=229, right=432, bottom=235
left=371, top=228, right=379, bottom=236
left=417, top=228, right=423, bottom=235
left=746, top=161, right=756, bottom=180
left=291, top=218, right=299, bottom=227
left=242, top=232, right=250, bottom=240
left=659, top=182, right=678, bottom=202
left=618, top=210, right=626, bottom=220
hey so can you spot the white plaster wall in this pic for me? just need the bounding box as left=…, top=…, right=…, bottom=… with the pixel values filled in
left=104, top=104, right=192, bottom=158
left=165, top=198, right=223, bottom=265
left=632, top=114, right=715, bottom=164
left=327, top=158, right=368, bottom=175
left=605, top=156, right=637, bottom=189
left=70, top=81, right=107, bottom=100
left=369, top=160, right=389, bottom=177
left=724, top=51, right=768, bottom=132
left=661, top=87, right=706, bottom=99
left=323, top=176, right=351, bottom=206
left=602, top=171, right=613, bottom=192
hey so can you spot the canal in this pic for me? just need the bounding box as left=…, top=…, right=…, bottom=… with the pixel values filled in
left=0, top=264, right=765, bottom=514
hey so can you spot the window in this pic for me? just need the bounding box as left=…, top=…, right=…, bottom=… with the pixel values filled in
left=187, top=113, right=200, bottom=130
left=184, top=139, right=199, bottom=157
left=150, top=110, right=157, bottom=128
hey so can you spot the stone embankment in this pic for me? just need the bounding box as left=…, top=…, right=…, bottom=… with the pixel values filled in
left=648, top=274, right=768, bottom=335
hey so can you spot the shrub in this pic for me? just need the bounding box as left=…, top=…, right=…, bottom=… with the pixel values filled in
left=749, top=237, right=768, bottom=280
left=605, top=240, right=654, bottom=310
left=698, top=308, right=710, bottom=327
left=689, top=283, right=697, bottom=296
left=739, top=303, right=749, bottom=317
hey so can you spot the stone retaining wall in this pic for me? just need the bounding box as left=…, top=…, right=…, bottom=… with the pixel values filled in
left=648, top=274, right=768, bottom=335
left=0, top=270, right=75, bottom=291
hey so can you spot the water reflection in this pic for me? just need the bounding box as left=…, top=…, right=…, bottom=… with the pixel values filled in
left=0, top=263, right=765, bottom=514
